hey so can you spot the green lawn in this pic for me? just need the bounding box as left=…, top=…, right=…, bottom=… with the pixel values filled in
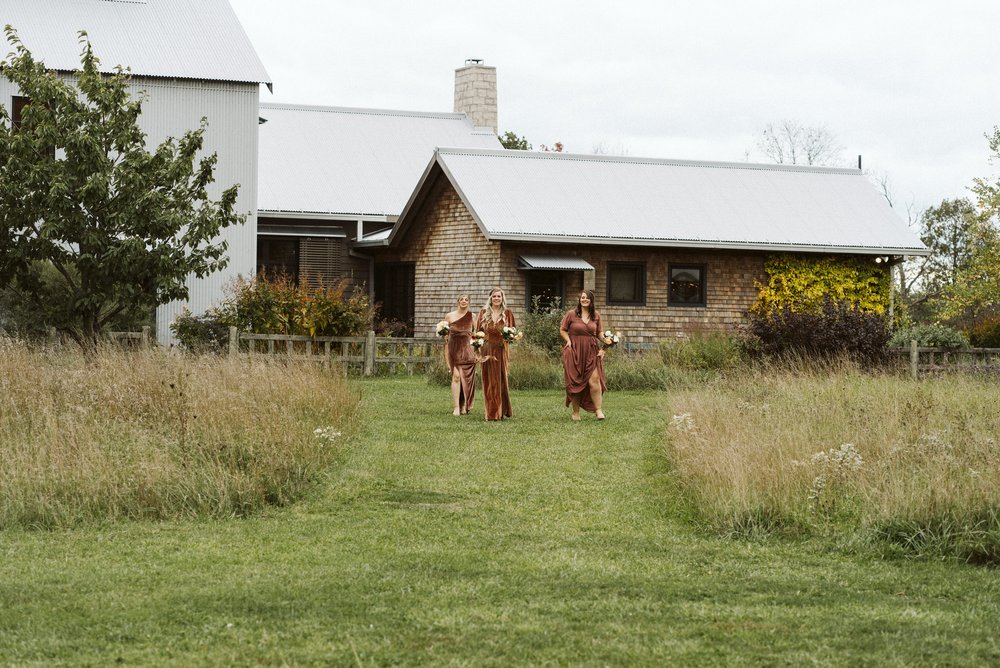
left=2, top=377, right=999, bottom=665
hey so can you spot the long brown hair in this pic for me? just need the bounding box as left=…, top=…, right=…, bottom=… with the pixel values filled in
left=575, top=289, right=597, bottom=320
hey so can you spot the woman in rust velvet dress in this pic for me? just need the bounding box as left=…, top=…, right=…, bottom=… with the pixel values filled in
left=560, top=289, right=607, bottom=421
left=476, top=287, right=515, bottom=421
left=444, top=294, right=476, bottom=416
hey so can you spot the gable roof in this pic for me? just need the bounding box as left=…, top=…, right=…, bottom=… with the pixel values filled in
left=256, top=104, right=501, bottom=219
left=386, top=147, right=928, bottom=256
left=1, top=0, right=270, bottom=86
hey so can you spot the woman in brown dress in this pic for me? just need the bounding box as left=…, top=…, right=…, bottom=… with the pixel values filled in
left=476, top=286, right=516, bottom=421
left=560, top=289, right=607, bottom=421
left=443, top=294, right=477, bottom=416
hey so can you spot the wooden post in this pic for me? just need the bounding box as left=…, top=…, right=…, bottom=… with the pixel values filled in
left=48, top=326, right=58, bottom=347
left=141, top=325, right=150, bottom=348
left=909, top=339, right=918, bottom=380
left=229, top=326, right=238, bottom=357
left=364, top=330, right=376, bottom=376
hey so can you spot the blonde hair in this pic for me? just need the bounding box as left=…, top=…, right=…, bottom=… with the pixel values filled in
left=483, top=286, right=507, bottom=314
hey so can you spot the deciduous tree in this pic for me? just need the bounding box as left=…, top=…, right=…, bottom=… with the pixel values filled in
left=0, top=28, right=244, bottom=351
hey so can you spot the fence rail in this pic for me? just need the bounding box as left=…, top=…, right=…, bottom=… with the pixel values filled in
left=890, top=340, right=1000, bottom=379
left=229, top=328, right=440, bottom=376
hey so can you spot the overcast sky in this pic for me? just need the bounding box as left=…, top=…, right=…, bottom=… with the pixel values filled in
left=229, top=0, right=999, bottom=218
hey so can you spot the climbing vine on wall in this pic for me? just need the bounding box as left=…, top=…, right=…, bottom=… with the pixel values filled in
left=751, top=255, right=890, bottom=315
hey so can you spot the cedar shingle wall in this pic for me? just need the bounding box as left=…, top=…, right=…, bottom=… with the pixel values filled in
left=381, top=178, right=501, bottom=336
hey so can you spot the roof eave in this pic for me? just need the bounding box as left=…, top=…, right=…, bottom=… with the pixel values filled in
left=486, top=232, right=930, bottom=256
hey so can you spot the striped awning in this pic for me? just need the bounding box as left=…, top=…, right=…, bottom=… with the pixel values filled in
left=518, top=255, right=594, bottom=271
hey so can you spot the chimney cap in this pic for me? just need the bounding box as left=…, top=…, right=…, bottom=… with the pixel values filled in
left=465, top=58, right=485, bottom=65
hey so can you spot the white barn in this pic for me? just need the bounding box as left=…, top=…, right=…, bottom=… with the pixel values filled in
left=0, top=0, right=271, bottom=344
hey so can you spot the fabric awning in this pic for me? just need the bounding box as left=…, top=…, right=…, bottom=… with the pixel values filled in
left=518, top=255, right=594, bottom=271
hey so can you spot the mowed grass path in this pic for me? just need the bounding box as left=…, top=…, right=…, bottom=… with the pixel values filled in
left=2, top=377, right=1000, bottom=665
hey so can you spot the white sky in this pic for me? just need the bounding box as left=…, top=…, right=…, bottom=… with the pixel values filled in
left=229, top=0, right=1000, bottom=217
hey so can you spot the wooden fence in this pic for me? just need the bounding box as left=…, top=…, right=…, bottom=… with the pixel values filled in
left=890, top=340, right=1000, bottom=379
left=227, top=327, right=441, bottom=376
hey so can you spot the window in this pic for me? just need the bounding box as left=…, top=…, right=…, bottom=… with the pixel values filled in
left=525, top=270, right=565, bottom=311
left=607, top=262, right=645, bottom=305
left=11, top=96, right=29, bottom=130
left=257, top=237, right=299, bottom=282
left=668, top=264, right=706, bottom=306
left=374, top=263, right=416, bottom=335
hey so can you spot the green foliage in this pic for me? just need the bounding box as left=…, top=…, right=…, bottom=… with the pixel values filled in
left=889, top=323, right=970, bottom=349
left=965, top=315, right=1000, bottom=348
left=520, top=295, right=565, bottom=357
left=745, top=296, right=890, bottom=364
left=659, top=332, right=746, bottom=370
left=498, top=130, right=531, bottom=150
left=0, top=29, right=243, bottom=351
left=171, top=273, right=371, bottom=351
left=918, top=198, right=980, bottom=298
left=752, top=255, right=890, bottom=315
left=508, top=344, right=562, bottom=390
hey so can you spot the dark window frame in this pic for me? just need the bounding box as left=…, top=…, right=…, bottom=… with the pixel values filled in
left=668, top=263, right=707, bottom=307
left=525, top=270, right=566, bottom=312
left=11, top=96, right=30, bottom=130
left=256, top=236, right=300, bottom=284
left=606, top=261, right=647, bottom=306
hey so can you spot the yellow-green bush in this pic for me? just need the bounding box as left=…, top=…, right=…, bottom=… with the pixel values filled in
left=752, top=255, right=890, bottom=315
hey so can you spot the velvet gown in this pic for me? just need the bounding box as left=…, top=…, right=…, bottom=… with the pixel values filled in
left=446, top=311, right=477, bottom=413
left=561, top=310, right=607, bottom=413
left=476, top=308, right=515, bottom=421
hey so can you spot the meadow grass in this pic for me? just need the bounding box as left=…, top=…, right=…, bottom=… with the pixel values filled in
left=2, top=374, right=1000, bottom=665
left=665, top=365, right=1000, bottom=561
left=0, top=341, right=359, bottom=528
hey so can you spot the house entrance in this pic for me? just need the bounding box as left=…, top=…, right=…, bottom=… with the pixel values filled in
left=374, top=262, right=415, bottom=335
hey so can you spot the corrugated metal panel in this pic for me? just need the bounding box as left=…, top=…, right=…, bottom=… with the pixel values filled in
left=1, top=0, right=270, bottom=85
left=519, top=255, right=595, bottom=271
left=140, top=78, right=261, bottom=344
left=257, top=104, right=502, bottom=217
left=432, top=148, right=928, bottom=255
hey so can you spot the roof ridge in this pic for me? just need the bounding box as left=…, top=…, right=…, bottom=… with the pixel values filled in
left=260, top=103, right=471, bottom=121
left=435, top=147, right=862, bottom=175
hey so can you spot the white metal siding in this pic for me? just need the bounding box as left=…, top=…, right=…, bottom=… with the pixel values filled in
left=136, top=79, right=260, bottom=345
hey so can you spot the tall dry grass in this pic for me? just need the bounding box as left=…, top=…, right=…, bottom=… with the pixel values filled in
left=0, top=339, right=359, bottom=529
left=665, top=364, right=1000, bottom=561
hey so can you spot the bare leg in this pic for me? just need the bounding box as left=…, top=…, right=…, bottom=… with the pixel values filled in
left=570, top=397, right=581, bottom=421
left=589, top=369, right=604, bottom=419
left=451, top=369, right=462, bottom=416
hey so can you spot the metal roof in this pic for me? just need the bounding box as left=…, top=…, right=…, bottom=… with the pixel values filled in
left=396, top=148, right=927, bottom=255
left=1, top=0, right=270, bottom=85
left=519, top=255, right=595, bottom=271
left=257, top=104, right=501, bottom=218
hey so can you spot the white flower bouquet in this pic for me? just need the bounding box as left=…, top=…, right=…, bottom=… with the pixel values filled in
left=470, top=330, right=487, bottom=350
left=501, top=326, right=524, bottom=343
left=435, top=320, right=450, bottom=336
left=602, top=330, right=622, bottom=349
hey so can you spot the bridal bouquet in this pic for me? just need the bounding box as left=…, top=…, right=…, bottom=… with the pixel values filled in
left=470, top=330, right=487, bottom=350
left=435, top=320, right=450, bottom=336
left=602, top=330, right=622, bottom=349
left=501, top=326, right=524, bottom=343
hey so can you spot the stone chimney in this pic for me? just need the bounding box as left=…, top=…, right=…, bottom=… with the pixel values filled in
left=454, top=59, right=497, bottom=134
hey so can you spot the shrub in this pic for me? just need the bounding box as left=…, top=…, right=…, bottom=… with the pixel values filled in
left=659, top=332, right=746, bottom=370
left=752, top=255, right=890, bottom=316
left=744, top=296, right=890, bottom=364
left=965, top=315, right=1000, bottom=348
left=888, top=323, right=969, bottom=349
left=519, top=296, right=565, bottom=357
left=170, top=308, right=230, bottom=353
left=171, top=273, right=372, bottom=351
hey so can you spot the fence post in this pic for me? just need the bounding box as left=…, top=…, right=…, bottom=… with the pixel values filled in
left=364, top=330, right=376, bottom=376
left=909, top=339, right=918, bottom=380
left=141, top=325, right=150, bottom=348
left=229, top=326, right=238, bottom=358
